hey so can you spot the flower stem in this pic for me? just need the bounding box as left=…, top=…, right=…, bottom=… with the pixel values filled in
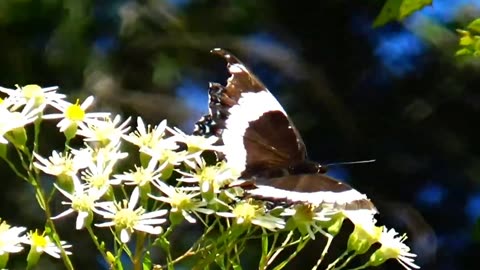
left=29, top=169, right=74, bottom=270
left=326, top=250, right=350, bottom=270
left=348, top=261, right=372, bottom=270
left=86, top=224, right=109, bottom=265
left=264, top=231, right=294, bottom=268
left=311, top=230, right=333, bottom=270
left=133, top=232, right=146, bottom=270
left=272, top=235, right=310, bottom=270
left=334, top=252, right=358, bottom=270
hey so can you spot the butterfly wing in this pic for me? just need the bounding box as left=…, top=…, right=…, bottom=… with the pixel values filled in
left=246, top=174, right=377, bottom=212
left=194, top=48, right=307, bottom=177
left=196, top=49, right=377, bottom=212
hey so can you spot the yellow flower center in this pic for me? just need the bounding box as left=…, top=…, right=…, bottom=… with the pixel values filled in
left=198, top=165, right=221, bottom=191
left=72, top=194, right=95, bottom=212
left=136, top=124, right=165, bottom=148
left=89, top=119, right=115, bottom=141
left=21, top=84, right=42, bottom=98
left=19, top=84, right=46, bottom=107
left=132, top=167, right=151, bottom=186
left=114, top=208, right=140, bottom=229
left=31, top=230, right=48, bottom=248
left=232, top=202, right=258, bottom=223
left=65, top=100, right=85, bottom=121
left=160, top=150, right=181, bottom=165
left=170, top=191, right=193, bottom=210
left=200, top=166, right=217, bottom=181
left=48, top=153, right=76, bottom=177
left=85, top=174, right=109, bottom=189
left=186, top=136, right=206, bottom=153
left=293, top=204, right=315, bottom=223
left=0, top=221, right=11, bottom=233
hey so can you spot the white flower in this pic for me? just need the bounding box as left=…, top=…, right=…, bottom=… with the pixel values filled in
left=178, top=159, right=239, bottom=193
left=123, top=117, right=178, bottom=151
left=0, top=98, right=41, bottom=144
left=77, top=114, right=131, bottom=145
left=70, top=142, right=128, bottom=167
left=150, top=181, right=213, bottom=223
left=280, top=205, right=333, bottom=239
left=0, top=84, right=66, bottom=110
left=369, top=227, right=420, bottom=270
left=343, top=209, right=378, bottom=228
left=80, top=154, right=116, bottom=191
left=113, top=158, right=166, bottom=187
left=33, top=150, right=88, bottom=177
left=43, top=96, right=110, bottom=132
left=217, top=201, right=285, bottom=231
left=0, top=220, right=26, bottom=255
left=94, top=187, right=168, bottom=243
left=140, top=147, right=193, bottom=167
left=22, top=230, right=72, bottom=259
left=344, top=210, right=382, bottom=254
left=53, top=176, right=107, bottom=230
left=167, top=126, right=222, bottom=154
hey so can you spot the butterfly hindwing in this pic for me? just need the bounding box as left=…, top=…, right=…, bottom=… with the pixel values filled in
left=248, top=174, right=376, bottom=211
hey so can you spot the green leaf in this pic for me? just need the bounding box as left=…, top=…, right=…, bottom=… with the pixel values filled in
left=143, top=251, right=152, bottom=270
left=467, top=18, right=480, bottom=34
left=373, top=0, right=432, bottom=27
left=399, top=0, right=432, bottom=19
left=455, top=48, right=473, bottom=56
left=0, top=143, right=7, bottom=159
left=259, top=232, right=269, bottom=268
left=35, top=192, right=46, bottom=210
left=154, top=236, right=171, bottom=253
left=459, top=33, right=474, bottom=46
left=261, top=233, right=268, bottom=256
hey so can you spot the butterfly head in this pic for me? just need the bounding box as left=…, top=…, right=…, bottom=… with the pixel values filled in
left=315, top=163, right=328, bottom=174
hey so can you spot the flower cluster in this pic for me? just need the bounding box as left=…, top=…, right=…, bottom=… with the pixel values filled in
left=0, top=84, right=420, bottom=270
left=0, top=219, right=70, bottom=268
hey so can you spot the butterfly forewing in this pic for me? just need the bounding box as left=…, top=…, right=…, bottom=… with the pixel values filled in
left=202, top=48, right=307, bottom=176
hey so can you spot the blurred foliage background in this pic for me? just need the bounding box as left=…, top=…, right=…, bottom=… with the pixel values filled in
left=1, top=0, right=480, bottom=269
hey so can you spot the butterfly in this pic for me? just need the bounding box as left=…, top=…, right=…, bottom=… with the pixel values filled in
left=194, top=48, right=376, bottom=213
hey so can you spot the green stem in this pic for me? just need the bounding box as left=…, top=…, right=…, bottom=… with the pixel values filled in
left=264, top=231, right=294, bottom=269
left=133, top=232, right=146, bottom=270
left=46, top=216, right=75, bottom=270
left=164, top=219, right=221, bottom=268
left=1, top=157, right=29, bottom=182
left=348, top=261, right=373, bottom=270
left=86, top=224, right=109, bottom=265
left=272, top=235, right=310, bottom=270
left=25, top=155, right=74, bottom=269
left=32, top=117, right=42, bottom=165
left=160, top=226, right=176, bottom=270
left=311, top=230, right=333, bottom=270
left=334, top=252, right=358, bottom=270
left=326, top=250, right=350, bottom=270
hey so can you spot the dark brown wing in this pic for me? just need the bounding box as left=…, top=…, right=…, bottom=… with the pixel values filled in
left=195, top=48, right=307, bottom=176
left=247, top=174, right=377, bottom=212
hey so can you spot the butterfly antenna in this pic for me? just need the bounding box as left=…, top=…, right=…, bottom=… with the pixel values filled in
left=323, top=159, right=376, bottom=167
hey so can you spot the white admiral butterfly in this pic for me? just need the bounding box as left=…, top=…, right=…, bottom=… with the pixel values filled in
left=194, top=48, right=376, bottom=213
